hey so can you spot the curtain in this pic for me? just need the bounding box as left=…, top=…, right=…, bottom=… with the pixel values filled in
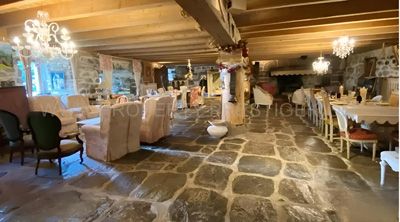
left=132, top=59, right=142, bottom=96
left=99, top=54, right=113, bottom=91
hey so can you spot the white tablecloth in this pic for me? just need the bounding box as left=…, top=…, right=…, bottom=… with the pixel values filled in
left=332, top=104, right=399, bottom=124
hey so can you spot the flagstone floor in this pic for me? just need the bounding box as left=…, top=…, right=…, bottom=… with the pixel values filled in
left=0, top=98, right=398, bottom=222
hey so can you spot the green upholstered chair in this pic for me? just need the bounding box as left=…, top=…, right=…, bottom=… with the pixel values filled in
left=28, top=112, right=84, bottom=175
left=0, top=110, right=34, bottom=165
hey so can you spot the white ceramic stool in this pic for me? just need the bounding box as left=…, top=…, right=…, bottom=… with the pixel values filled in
left=207, top=125, right=228, bottom=138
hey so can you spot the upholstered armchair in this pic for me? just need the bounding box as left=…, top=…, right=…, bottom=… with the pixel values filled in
left=82, top=102, right=142, bottom=162
left=292, top=88, right=306, bottom=107
left=67, top=95, right=100, bottom=120
left=140, top=96, right=174, bottom=143
left=253, top=86, right=273, bottom=109
left=28, top=95, right=78, bottom=136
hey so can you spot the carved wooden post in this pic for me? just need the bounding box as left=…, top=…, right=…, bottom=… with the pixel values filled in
left=219, top=50, right=246, bottom=125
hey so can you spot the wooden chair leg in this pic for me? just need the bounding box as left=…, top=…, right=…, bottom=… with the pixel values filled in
left=329, top=124, right=334, bottom=142
left=9, top=150, right=13, bottom=163
left=340, top=137, right=343, bottom=152
left=20, top=150, right=24, bottom=166
left=380, top=160, right=387, bottom=186
left=79, top=149, right=84, bottom=164
left=325, top=123, right=328, bottom=138
left=58, top=158, right=62, bottom=175
left=346, top=140, right=351, bottom=159
left=372, top=142, right=377, bottom=161
left=35, top=158, right=40, bottom=175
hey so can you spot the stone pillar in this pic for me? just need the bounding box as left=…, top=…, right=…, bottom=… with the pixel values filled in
left=219, top=50, right=246, bottom=125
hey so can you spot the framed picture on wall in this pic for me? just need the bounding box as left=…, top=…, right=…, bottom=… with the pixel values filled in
left=50, top=72, right=65, bottom=91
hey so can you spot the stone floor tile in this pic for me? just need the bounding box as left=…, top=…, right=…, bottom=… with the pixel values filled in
left=98, top=200, right=156, bottom=222
left=176, top=156, right=204, bottom=173
left=103, top=171, right=147, bottom=196
left=69, top=172, right=110, bottom=189
left=243, top=141, right=275, bottom=156
left=207, top=151, right=238, bottom=165
left=230, top=196, right=277, bottom=222
left=232, top=175, right=274, bottom=197
left=283, top=205, right=334, bottom=222
left=295, top=136, right=332, bottom=153
left=169, top=188, right=227, bottom=222
left=238, top=155, right=282, bottom=177
left=277, top=146, right=305, bottom=162
left=219, top=143, right=242, bottom=151
left=306, top=153, right=347, bottom=169
left=131, top=173, right=186, bottom=202
left=194, top=164, right=233, bottom=190
left=284, top=163, right=312, bottom=180
left=314, top=168, right=369, bottom=190
left=278, top=179, right=316, bottom=204
left=223, top=138, right=246, bottom=144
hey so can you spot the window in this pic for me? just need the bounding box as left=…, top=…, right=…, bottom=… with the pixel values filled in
left=17, top=61, right=40, bottom=96
left=168, top=68, right=176, bottom=81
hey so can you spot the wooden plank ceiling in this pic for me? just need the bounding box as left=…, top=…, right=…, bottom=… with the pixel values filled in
left=0, top=0, right=398, bottom=64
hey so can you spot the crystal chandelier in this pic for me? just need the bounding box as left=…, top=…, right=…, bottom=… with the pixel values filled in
left=313, top=53, right=330, bottom=74
left=12, top=11, right=77, bottom=60
left=184, top=59, right=193, bottom=80
left=332, top=36, right=355, bottom=59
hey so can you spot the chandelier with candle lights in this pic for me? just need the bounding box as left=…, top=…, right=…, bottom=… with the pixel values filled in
left=12, top=11, right=77, bottom=59
left=332, top=36, right=355, bottom=59
left=312, top=53, right=330, bottom=74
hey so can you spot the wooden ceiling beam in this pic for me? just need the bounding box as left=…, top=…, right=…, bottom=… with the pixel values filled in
left=247, top=33, right=398, bottom=46
left=6, top=4, right=184, bottom=34
left=249, top=44, right=396, bottom=60
left=235, top=0, right=398, bottom=27
left=70, top=20, right=198, bottom=42
left=82, top=37, right=210, bottom=51
left=76, top=30, right=209, bottom=47
left=239, top=11, right=398, bottom=34
left=242, top=19, right=398, bottom=39
left=97, top=44, right=210, bottom=55
left=246, top=26, right=398, bottom=43
left=246, top=0, right=347, bottom=11
left=175, top=0, right=240, bottom=45
left=114, top=49, right=217, bottom=57
left=0, top=0, right=174, bottom=27
left=0, top=0, right=72, bottom=14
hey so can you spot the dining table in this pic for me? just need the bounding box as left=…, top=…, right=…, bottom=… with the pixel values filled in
left=331, top=103, right=399, bottom=125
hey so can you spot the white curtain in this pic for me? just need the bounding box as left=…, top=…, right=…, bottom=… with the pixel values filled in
left=99, top=54, right=113, bottom=91
left=132, top=59, right=142, bottom=96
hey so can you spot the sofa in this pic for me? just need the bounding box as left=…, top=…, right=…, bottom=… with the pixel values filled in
left=67, top=95, right=100, bottom=120
left=82, top=102, right=142, bottom=162
left=28, top=95, right=78, bottom=136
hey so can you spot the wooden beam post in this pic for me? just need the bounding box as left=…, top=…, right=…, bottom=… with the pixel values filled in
left=219, top=50, right=246, bottom=125
left=175, top=0, right=241, bottom=45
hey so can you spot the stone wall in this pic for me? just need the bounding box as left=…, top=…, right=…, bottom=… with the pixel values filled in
left=73, top=51, right=100, bottom=94
left=344, top=45, right=399, bottom=90
left=174, top=64, right=217, bottom=81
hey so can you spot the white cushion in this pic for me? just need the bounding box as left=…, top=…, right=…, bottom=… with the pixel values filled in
left=381, top=151, right=399, bottom=172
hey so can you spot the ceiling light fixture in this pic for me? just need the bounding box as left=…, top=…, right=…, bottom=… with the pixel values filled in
left=11, top=11, right=77, bottom=60
left=313, top=52, right=330, bottom=74
left=332, top=36, right=355, bottom=59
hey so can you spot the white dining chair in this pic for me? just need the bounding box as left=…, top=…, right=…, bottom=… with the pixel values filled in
left=334, top=107, right=378, bottom=160
left=380, top=150, right=399, bottom=186
left=322, top=94, right=338, bottom=142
